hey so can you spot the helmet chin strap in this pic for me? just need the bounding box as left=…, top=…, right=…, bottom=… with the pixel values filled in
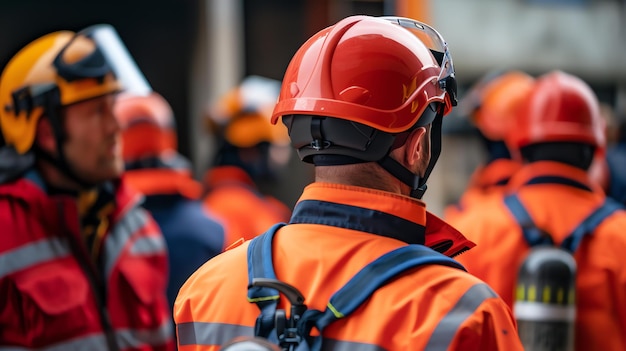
left=377, top=113, right=443, bottom=200
left=36, top=94, right=98, bottom=190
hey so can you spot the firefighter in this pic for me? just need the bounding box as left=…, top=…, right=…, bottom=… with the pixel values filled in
left=0, top=25, right=174, bottom=350
left=455, top=70, right=626, bottom=350
left=202, top=75, right=291, bottom=249
left=444, top=70, right=533, bottom=222
left=115, top=92, right=225, bottom=313
left=175, top=15, right=523, bottom=351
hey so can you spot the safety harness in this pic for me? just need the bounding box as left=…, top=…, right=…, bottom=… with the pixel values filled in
left=244, top=223, right=466, bottom=351
left=503, top=176, right=624, bottom=252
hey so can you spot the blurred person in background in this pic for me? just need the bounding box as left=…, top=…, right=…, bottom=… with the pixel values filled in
left=444, top=70, right=533, bottom=223
left=202, top=75, right=291, bottom=249
left=176, top=15, right=523, bottom=351
left=605, top=118, right=626, bottom=205
left=0, top=25, right=174, bottom=350
left=455, top=70, right=626, bottom=350
left=591, top=104, right=626, bottom=205
left=115, top=92, right=225, bottom=314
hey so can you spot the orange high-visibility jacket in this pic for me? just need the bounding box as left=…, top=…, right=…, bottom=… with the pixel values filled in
left=202, top=166, right=291, bottom=249
left=455, top=161, right=626, bottom=351
left=176, top=182, right=524, bottom=351
left=444, top=158, right=521, bottom=222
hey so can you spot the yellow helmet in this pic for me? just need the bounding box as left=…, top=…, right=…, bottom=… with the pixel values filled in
left=0, top=24, right=150, bottom=154
left=205, top=75, right=288, bottom=148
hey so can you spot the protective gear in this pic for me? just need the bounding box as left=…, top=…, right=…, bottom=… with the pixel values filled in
left=271, top=15, right=457, bottom=199
left=115, top=92, right=225, bottom=311
left=0, top=24, right=150, bottom=155
left=202, top=165, right=290, bottom=249
left=175, top=183, right=524, bottom=351
left=455, top=161, right=626, bottom=351
left=444, top=71, right=531, bottom=224
left=206, top=75, right=291, bottom=181
left=206, top=75, right=289, bottom=148
left=460, top=70, right=534, bottom=142
left=506, top=71, right=605, bottom=152
left=116, top=92, right=178, bottom=165
left=0, top=170, right=174, bottom=350
left=515, top=247, right=577, bottom=350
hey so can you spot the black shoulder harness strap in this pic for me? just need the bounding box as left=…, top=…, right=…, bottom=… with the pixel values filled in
left=245, top=223, right=466, bottom=351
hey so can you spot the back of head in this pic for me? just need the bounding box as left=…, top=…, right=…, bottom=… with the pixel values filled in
left=115, top=92, right=181, bottom=170
left=206, top=76, right=290, bottom=179
left=506, top=71, right=604, bottom=169
left=206, top=75, right=289, bottom=149
left=271, top=15, right=458, bottom=198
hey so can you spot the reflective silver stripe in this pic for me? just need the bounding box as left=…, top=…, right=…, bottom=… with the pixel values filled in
left=0, top=238, right=71, bottom=279
left=104, top=208, right=165, bottom=277
left=0, top=322, right=173, bottom=351
left=0, top=334, right=109, bottom=351
left=130, top=236, right=167, bottom=255
left=424, top=283, right=497, bottom=351
left=117, top=319, right=174, bottom=348
left=177, top=322, right=253, bottom=346
left=323, top=339, right=386, bottom=351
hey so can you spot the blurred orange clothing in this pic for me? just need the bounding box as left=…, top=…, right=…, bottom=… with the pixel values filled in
left=202, top=165, right=291, bottom=250
left=454, top=161, right=626, bottom=351
left=444, top=158, right=522, bottom=223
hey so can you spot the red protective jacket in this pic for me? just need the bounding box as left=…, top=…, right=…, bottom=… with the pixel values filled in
left=176, top=182, right=524, bottom=350
left=202, top=166, right=291, bottom=249
left=0, top=170, right=174, bottom=350
left=455, top=161, right=626, bottom=350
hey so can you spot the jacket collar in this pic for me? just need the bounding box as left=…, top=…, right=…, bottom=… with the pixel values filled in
left=292, top=182, right=474, bottom=257
left=507, top=161, right=604, bottom=195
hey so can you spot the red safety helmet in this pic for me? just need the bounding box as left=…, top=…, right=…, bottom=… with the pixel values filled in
left=461, top=70, right=534, bottom=141
left=507, top=70, right=605, bottom=151
left=271, top=15, right=457, bottom=167
left=115, top=92, right=176, bottom=162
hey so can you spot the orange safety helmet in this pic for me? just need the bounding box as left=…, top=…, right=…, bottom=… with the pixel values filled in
left=115, top=92, right=177, bottom=162
left=461, top=70, right=535, bottom=141
left=206, top=75, right=288, bottom=148
left=506, top=70, right=605, bottom=151
left=0, top=24, right=150, bottom=155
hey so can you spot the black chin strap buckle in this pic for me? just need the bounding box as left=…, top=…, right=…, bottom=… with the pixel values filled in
left=411, top=184, right=427, bottom=199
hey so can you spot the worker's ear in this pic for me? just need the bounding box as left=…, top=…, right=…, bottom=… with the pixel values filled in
left=35, top=117, right=57, bottom=153
left=403, top=126, right=428, bottom=167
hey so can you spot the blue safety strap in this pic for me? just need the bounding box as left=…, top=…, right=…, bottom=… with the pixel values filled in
left=247, top=223, right=287, bottom=339
left=503, top=194, right=623, bottom=253
left=246, top=225, right=466, bottom=350
left=560, top=198, right=624, bottom=252
left=503, top=194, right=554, bottom=247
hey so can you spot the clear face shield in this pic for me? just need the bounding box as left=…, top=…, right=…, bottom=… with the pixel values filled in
left=380, top=17, right=458, bottom=107
left=53, top=24, right=152, bottom=97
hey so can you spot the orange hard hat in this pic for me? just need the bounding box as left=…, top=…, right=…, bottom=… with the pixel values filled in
left=206, top=75, right=288, bottom=148
left=461, top=70, right=534, bottom=141
left=506, top=70, right=605, bottom=151
left=115, top=92, right=176, bottom=162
